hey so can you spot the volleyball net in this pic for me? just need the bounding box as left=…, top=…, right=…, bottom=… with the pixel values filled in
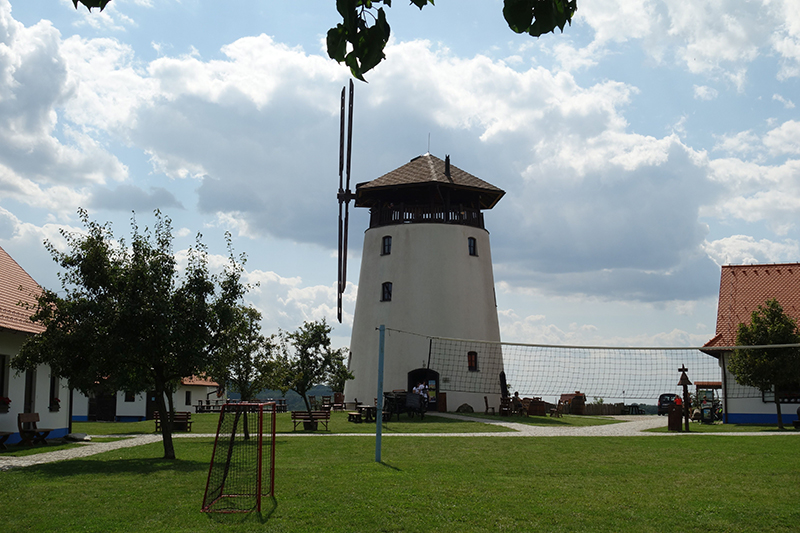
left=416, top=333, right=797, bottom=403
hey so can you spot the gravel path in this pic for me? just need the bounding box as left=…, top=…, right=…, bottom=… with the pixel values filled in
left=2, top=414, right=796, bottom=470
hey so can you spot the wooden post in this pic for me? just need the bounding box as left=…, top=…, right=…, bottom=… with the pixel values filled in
left=678, top=365, right=692, bottom=433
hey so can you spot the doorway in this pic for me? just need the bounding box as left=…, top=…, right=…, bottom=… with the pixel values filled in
left=88, top=392, right=117, bottom=422
left=407, top=368, right=439, bottom=411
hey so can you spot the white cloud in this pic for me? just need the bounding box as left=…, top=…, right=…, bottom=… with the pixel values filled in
left=704, top=235, right=800, bottom=265
left=578, top=0, right=657, bottom=45
left=0, top=3, right=127, bottom=196
left=571, top=0, right=795, bottom=85
left=773, top=93, right=796, bottom=108
left=693, top=85, right=718, bottom=100
left=498, top=308, right=708, bottom=347
left=712, top=131, right=761, bottom=156
left=763, top=120, right=800, bottom=155
left=772, top=0, right=800, bottom=79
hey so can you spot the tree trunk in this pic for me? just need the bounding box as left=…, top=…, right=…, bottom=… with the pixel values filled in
left=155, top=383, right=176, bottom=460
left=775, top=399, right=784, bottom=430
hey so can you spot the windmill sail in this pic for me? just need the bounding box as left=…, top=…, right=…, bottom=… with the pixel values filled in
left=337, top=80, right=355, bottom=323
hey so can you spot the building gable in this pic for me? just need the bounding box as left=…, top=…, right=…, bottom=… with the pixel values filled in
left=0, top=245, right=44, bottom=335
left=705, top=263, right=800, bottom=349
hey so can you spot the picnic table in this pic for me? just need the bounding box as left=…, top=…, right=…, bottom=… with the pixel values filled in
left=358, top=405, right=377, bottom=423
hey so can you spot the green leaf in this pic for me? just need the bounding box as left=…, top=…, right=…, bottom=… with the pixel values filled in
left=345, top=52, right=366, bottom=82
left=503, top=0, right=534, bottom=34
left=503, top=0, right=577, bottom=38
left=326, top=26, right=348, bottom=62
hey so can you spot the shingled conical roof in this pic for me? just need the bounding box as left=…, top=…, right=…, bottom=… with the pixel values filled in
left=0, top=245, right=44, bottom=334
left=355, top=153, right=504, bottom=210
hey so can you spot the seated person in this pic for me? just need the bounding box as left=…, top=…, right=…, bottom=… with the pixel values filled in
left=511, top=391, right=524, bottom=413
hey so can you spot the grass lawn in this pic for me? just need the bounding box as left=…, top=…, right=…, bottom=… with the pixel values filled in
left=2, top=434, right=799, bottom=532
left=72, top=411, right=515, bottom=435
left=71, top=411, right=620, bottom=437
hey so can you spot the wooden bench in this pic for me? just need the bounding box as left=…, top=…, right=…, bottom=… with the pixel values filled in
left=0, top=431, right=12, bottom=450
left=153, top=411, right=193, bottom=432
left=17, top=413, right=53, bottom=445
left=290, top=410, right=331, bottom=430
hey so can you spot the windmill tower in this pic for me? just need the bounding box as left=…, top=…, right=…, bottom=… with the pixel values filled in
left=342, top=152, right=506, bottom=412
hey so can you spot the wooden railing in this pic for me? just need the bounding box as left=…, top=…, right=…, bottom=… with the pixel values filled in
left=369, top=205, right=484, bottom=229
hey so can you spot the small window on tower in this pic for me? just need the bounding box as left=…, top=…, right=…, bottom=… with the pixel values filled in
left=381, top=282, right=393, bottom=302
left=468, top=237, right=477, bottom=256
left=467, top=351, right=478, bottom=372
left=382, top=236, right=392, bottom=255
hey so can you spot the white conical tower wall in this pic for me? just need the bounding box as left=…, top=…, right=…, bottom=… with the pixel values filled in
left=345, top=222, right=504, bottom=412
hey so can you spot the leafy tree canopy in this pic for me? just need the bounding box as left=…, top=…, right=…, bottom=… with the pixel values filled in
left=13, top=209, right=249, bottom=458
left=73, top=0, right=110, bottom=12
left=329, top=0, right=577, bottom=80
left=730, top=298, right=800, bottom=429
left=72, top=0, right=577, bottom=81
left=272, top=319, right=351, bottom=413
left=210, top=305, right=277, bottom=402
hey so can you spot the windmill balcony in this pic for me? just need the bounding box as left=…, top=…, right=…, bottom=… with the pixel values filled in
left=369, top=205, right=485, bottom=229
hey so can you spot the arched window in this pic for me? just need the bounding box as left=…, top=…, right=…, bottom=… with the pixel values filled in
left=468, top=237, right=477, bottom=256
left=381, top=282, right=393, bottom=302
left=382, top=235, right=392, bottom=255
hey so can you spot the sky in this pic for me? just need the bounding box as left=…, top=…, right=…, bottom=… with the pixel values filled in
left=1, top=0, right=799, bottom=351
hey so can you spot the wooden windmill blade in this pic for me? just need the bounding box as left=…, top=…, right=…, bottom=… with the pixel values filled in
left=337, top=80, right=355, bottom=323
left=342, top=80, right=354, bottom=306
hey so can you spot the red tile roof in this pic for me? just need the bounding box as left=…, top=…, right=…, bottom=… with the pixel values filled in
left=0, top=245, right=45, bottom=334
left=705, top=263, right=800, bottom=349
left=181, top=375, right=219, bottom=387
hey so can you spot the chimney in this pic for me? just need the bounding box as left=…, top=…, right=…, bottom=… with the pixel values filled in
left=445, top=154, right=451, bottom=179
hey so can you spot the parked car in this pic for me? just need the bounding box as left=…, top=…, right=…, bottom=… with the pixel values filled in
left=657, top=393, right=679, bottom=415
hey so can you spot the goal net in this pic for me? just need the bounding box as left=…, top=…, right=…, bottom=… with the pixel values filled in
left=201, top=402, right=276, bottom=514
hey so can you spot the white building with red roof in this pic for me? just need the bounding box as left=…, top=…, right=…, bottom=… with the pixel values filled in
left=72, top=375, right=222, bottom=422
left=1, top=245, right=71, bottom=443
left=703, top=263, right=800, bottom=424
left=2, top=245, right=222, bottom=436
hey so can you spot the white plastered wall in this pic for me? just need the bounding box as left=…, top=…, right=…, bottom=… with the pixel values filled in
left=345, top=222, right=503, bottom=412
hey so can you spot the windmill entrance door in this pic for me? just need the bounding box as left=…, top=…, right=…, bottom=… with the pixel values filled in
left=407, top=368, right=439, bottom=412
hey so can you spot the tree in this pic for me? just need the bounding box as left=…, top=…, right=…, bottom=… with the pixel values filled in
left=72, top=1, right=577, bottom=81
left=730, top=298, right=800, bottom=430
left=327, top=348, right=354, bottom=394
left=272, top=320, right=349, bottom=416
left=73, top=0, right=110, bottom=11
left=211, top=305, right=277, bottom=402
left=13, top=209, right=248, bottom=459
left=329, top=0, right=577, bottom=80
